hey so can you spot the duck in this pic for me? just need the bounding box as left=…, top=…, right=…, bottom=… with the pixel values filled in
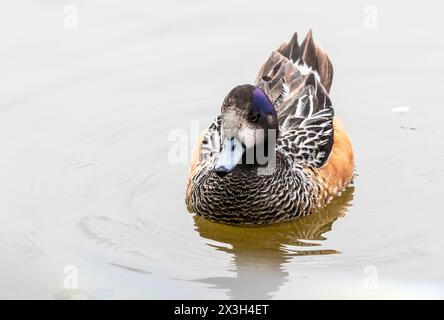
left=185, top=30, right=354, bottom=225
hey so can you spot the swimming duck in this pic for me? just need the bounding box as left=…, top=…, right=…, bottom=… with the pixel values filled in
left=186, top=31, right=354, bottom=225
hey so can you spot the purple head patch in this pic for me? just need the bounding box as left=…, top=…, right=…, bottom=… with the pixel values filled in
left=252, top=88, right=276, bottom=116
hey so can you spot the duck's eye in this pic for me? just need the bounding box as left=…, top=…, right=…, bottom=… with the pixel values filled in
left=248, top=112, right=260, bottom=123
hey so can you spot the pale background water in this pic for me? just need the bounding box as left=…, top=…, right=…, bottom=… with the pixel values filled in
left=1, top=0, right=443, bottom=299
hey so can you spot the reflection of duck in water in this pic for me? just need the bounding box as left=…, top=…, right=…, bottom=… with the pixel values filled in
left=192, top=186, right=354, bottom=299
left=186, top=31, right=354, bottom=225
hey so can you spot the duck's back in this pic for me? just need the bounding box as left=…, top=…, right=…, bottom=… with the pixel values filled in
left=254, top=30, right=354, bottom=207
left=256, top=31, right=335, bottom=169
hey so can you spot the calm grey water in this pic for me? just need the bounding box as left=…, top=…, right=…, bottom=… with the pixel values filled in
left=1, top=0, right=443, bottom=299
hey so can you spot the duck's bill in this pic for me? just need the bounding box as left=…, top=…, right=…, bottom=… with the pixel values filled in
left=214, top=137, right=245, bottom=176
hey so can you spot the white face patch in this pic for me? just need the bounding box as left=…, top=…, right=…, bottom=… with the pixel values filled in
left=221, top=110, right=241, bottom=139
left=238, top=126, right=265, bottom=150
left=221, top=109, right=265, bottom=150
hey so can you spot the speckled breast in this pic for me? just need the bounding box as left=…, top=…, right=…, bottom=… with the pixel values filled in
left=187, top=154, right=320, bottom=224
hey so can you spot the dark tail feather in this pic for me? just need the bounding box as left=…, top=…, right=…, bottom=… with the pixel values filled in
left=279, top=31, right=334, bottom=93
left=277, top=32, right=301, bottom=63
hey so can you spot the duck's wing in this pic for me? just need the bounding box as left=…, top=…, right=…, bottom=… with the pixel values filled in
left=276, top=75, right=334, bottom=168
left=255, top=31, right=334, bottom=168
left=199, top=116, right=222, bottom=162
left=186, top=116, right=221, bottom=205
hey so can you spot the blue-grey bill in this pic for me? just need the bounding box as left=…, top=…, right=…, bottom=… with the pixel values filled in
left=214, top=137, right=245, bottom=173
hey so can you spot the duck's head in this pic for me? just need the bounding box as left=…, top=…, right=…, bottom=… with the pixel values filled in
left=215, top=84, right=279, bottom=177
